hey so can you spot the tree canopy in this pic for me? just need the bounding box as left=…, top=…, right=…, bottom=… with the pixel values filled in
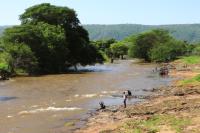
left=128, top=29, right=188, bottom=62
left=1, top=3, right=103, bottom=74
left=111, top=42, right=128, bottom=59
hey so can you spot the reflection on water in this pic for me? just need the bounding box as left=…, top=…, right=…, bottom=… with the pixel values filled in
left=0, top=60, right=173, bottom=133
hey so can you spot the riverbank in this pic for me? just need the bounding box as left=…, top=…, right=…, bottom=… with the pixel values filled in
left=1, top=60, right=173, bottom=133
left=75, top=60, right=200, bottom=133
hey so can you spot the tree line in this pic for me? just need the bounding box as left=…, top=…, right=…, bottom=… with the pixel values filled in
left=92, top=29, right=200, bottom=64
left=0, top=3, right=200, bottom=79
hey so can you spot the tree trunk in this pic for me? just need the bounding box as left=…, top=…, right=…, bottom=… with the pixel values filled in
left=110, top=58, right=114, bottom=63
left=121, top=55, right=124, bottom=60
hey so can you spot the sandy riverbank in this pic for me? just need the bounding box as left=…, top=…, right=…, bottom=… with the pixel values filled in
left=75, top=62, right=200, bottom=133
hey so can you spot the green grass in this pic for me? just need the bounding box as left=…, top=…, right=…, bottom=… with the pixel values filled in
left=178, top=56, right=200, bottom=64
left=120, top=115, right=190, bottom=133
left=0, top=63, right=9, bottom=70
left=64, top=121, right=75, bottom=127
left=179, top=74, right=200, bottom=85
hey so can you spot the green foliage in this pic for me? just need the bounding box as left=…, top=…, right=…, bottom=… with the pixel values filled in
left=0, top=41, right=11, bottom=71
left=126, top=35, right=137, bottom=58
left=92, top=38, right=128, bottom=60
left=2, top=3, right=103, bottom=74
left=128, top=29, right=174, bottom=61
left=179, top=74, right=200, bottom=85
left=110, top=42, right=128, bottom=59
left=0, top=52, right=10, bottom=71
left=0, top=42, right=12, bottom=79
left=150, top=40, right=187, bottom=62
left=0, top=26, right=10, bottom=36
left=192, top=44, right=200, bottom=55
left=127, top=29, right=188, bottom=62
left=121, top=115, right=190, bottom=133
left=8, top=43, right=38, bottom=74
left=99, top=51, right=109, bottom=62
left=91, top=38, right=116, bottom=57
left=179, top=56, right=200, bottom=64
left=91, top=39, right=116, bottom=62
left=20, top=3, right=79, bottom=26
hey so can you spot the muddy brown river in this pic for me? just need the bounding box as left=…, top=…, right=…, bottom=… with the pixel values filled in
left=0, top=60, right=172, bottom=133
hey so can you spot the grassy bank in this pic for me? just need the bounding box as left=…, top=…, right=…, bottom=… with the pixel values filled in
left=176, top=56, right=200, bottom=65
left=178, top=74, right=200, bottom=85
left=112, top=115, right=191, bottom=133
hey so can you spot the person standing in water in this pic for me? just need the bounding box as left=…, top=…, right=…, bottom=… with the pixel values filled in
left=123, top=91, right=127, bottom=108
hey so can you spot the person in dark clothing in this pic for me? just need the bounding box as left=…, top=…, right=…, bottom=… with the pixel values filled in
left=99, top=101, right=106, bottom=109
left=127, top=90, right=132, bottom=96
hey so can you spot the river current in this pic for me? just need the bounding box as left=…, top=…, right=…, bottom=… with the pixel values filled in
left=0, top=60, right=172, bottom=133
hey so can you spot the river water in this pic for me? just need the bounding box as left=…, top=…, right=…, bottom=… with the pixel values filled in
left=0, top=60, right=172, bottom=133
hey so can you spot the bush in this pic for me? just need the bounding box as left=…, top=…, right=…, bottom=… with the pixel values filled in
left=110, top=42, right=128, bottom=59
left=0, top=52, right=10, bottom=71
left=150, top=40, right=187, bottom=62
left=128, top=29, right=188, bottom=62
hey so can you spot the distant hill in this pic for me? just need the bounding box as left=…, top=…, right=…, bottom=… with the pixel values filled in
left=0, top=26, right=11, bottom=36
left=1, top=24, right=200, bottom=43
left=83, top=24, right=200, bottom=43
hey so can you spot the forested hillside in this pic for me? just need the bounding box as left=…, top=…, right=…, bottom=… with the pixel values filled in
left=2, top=24, right=200, bottom=43
left=0, top=26, right=10, bottom=36
left=83, top=24, right=200, bottom=43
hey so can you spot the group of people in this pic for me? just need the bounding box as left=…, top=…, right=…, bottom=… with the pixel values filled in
left=99, top=90, right=132, bottom=109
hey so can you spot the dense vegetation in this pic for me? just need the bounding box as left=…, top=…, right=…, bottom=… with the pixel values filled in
left=0, top=3, right=104, bottom=77
left=91, top=39, right=128, bottom=62
left=1, top=3, right=200, bottom=79
left=84, top=24, right=200, bottom=43
left=0, top=26, right=9, bottom=36
left=126, top=29, right=189, bottom=62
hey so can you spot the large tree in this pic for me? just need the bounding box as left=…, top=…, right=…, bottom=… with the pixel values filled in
left=2, top=3, right=103, bottom=74
left=149, top=40, right=187, bottom=62
left=128, top=29, right=188, bottom=62
left=110, top=42, right=128, bottom=59
left=129, top=29, right=173, bottom=61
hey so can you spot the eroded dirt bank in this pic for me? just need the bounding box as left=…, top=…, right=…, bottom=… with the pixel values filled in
left=76, top=62, right=200, bottom=133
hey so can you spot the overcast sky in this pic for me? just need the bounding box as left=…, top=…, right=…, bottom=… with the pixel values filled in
left=1, top=0, right=200, bottom=25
